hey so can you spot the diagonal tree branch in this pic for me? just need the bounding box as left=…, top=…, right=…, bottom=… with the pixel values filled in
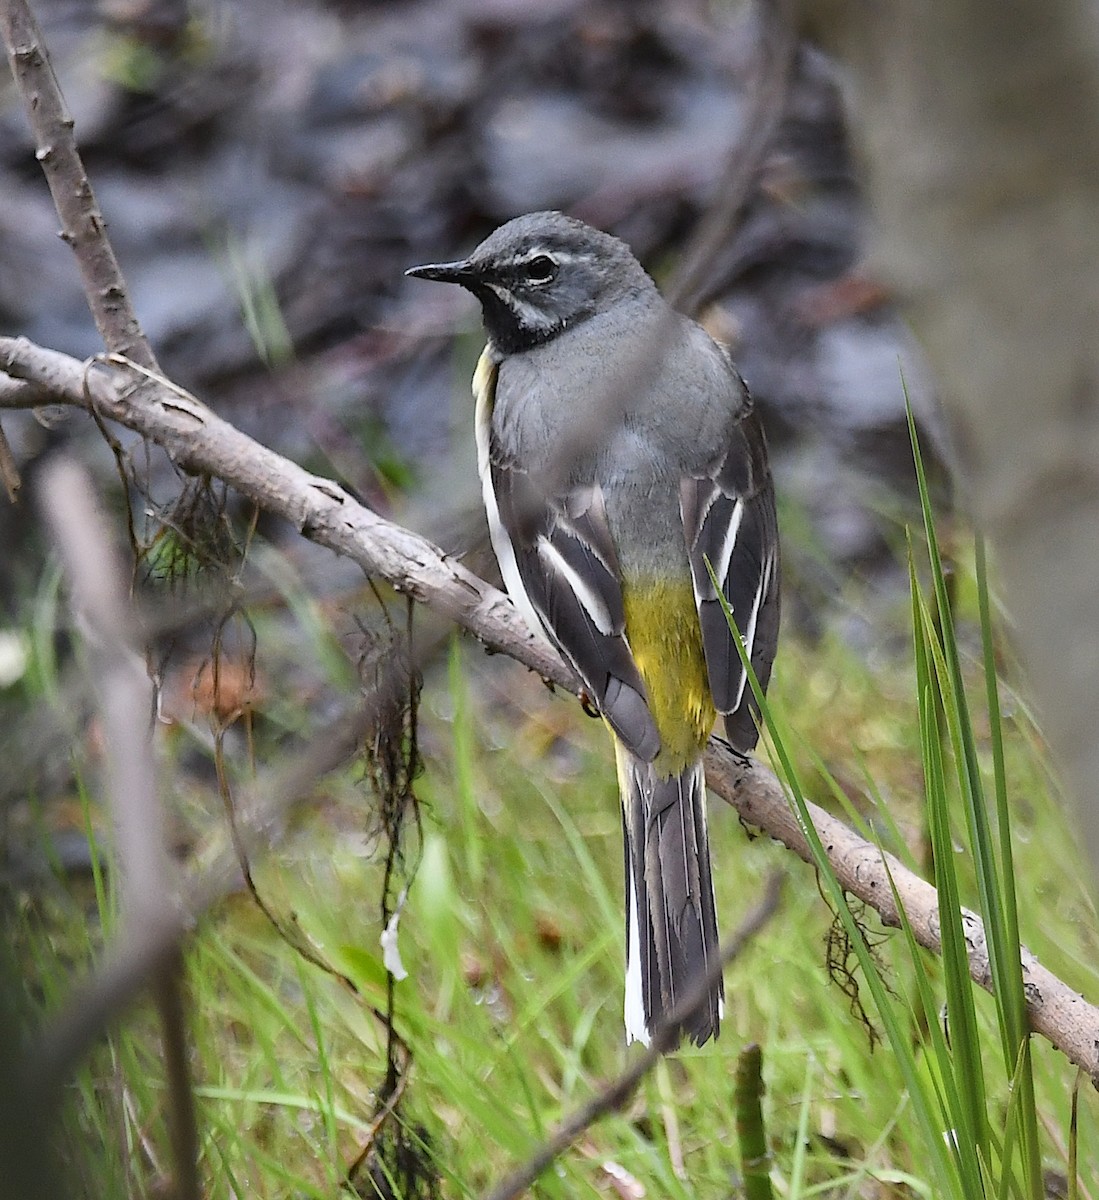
left=0, top=0, right=158, bottom=370
left=27, top=661, right=418, bottom=1100
left=1, top=337, right=556, bottom=677
left=2, top=0, right=1097, bottom=1116
left=38, top=459, right=199, bottom=1200
left=3, top=334, right=1099, bottom=1084
left=666, top=0, right=800, bottom=315
left=482, top=872, right=786, bottom=1200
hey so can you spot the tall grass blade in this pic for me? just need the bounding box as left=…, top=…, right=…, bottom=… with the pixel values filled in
left=976, top=535, right=1043, bottom=1196
left=705, top=558, right=965, bottom=1199
left=907, top=398, right=1042, bottom=1198
left=910, top=553, right=990, bottom=1178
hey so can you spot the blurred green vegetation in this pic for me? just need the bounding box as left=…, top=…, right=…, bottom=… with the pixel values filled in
left=5, top=509, right=1098, bottom=1197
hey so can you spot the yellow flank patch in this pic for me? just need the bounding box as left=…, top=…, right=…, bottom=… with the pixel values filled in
left=473, top=346, right=496, bottom=413
left=621, top=577, right=715, bottom=774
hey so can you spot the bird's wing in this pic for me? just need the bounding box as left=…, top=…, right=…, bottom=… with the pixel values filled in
left=490, top=458, right=661, bottom=762
left=680, top=404, right=780, bottom=752
left=475, top=354, right=660, bottom=762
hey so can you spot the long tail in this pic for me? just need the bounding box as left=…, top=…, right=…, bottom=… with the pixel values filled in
left=617, top=745, right=722, bottom=1048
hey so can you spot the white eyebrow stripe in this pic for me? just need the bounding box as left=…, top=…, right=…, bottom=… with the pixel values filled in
left=508, top=248, right=590, bottom=267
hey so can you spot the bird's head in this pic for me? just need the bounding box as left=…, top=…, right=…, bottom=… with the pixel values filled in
left=406, top=211, right=654, bottom=354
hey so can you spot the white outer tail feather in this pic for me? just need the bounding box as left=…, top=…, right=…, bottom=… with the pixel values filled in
left=619, top=749, right=723, bottom=1048
left=624, top=873, right=651, bottom=1046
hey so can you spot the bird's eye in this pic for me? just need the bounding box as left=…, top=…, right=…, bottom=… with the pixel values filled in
left=526, top=255, right=557, bottom=282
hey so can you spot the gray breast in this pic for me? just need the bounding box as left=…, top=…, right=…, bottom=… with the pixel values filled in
left=492, top=302, right=745, bottom=576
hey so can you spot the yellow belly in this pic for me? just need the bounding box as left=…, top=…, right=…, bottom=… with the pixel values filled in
left=621, top=577, right=714, bottom=774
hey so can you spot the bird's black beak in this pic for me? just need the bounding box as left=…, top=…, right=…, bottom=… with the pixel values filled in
left=405, top=258, right=478, bottom=286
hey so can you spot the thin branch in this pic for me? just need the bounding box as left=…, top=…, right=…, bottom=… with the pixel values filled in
left=666, top=0, right=800, bottom=316
left=514, top=0, right=798, bottom=516
left=1, top=339, right=560, bottom=682
left=37, top=460, right=199, bottom=1200
left=26, top=632, right=436, bottom=1098
left=704, top=749, right=1099, bottom=1084
left=6, top=335, right=1099, bottom=1085
left=481, top=872, right=785, bottom=1200
left=38, top=460, right=166, bottom=918
left=0, top=0, right=158, bottom=370
left=0, top=374, right=49, bottom=406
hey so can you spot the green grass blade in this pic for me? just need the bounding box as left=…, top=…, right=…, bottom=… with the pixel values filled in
left=908, top=399, right=1042, bottom=1197
left=908, top=404, right=1010, bottom=1048
left=883, top=850, right=984, bottom=1195
left=976, top=535, right=1043, bottom=1197
left=705, top=556, right=966, bottom=1199
left=448, top=638, right=485, bottom=888
left=910, top=556, right=990, bottom=1171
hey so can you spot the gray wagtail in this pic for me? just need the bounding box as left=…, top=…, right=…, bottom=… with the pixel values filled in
left=408, top=211, right=779, bottom=1047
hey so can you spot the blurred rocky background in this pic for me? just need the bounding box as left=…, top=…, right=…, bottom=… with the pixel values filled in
left=0, top=0, right=944, bottom=634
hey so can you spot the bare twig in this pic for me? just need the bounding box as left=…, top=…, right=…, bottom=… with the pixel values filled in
left=3, top=0, right=1097, bottom=1106
left=666, top=0, right=800, bottom=316
left=37, top=460, right=199, bottom=1200
left=0, top=374, right=49, bottom=406
left=514, top=0, right=798, bottom=519
left=0, top=0, right=158, bottom=370
left=481, top=872, right=785, bottom=1200
left=6, top=335, right=1099, bottom=1085
left=26, top=631, right=434, bottom=1098
left=704, top=749, right=1099, bottom=1084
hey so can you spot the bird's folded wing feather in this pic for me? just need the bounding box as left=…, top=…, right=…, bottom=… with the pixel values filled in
left=680, top=405, right=780, bottom=752
left=488, top=450, right=661, bottom=763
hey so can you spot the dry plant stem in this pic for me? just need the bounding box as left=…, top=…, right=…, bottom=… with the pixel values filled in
left=666, top=0, right=799, bottom=314
left=526, top=0, right=795, bottom=515
left=29, top=654, right=421, bottom=1097
left=0, top=0, right=158, bottom=371
left=346, top=1060, right=411, bottom=1181
left=2, top=339, right=556, bottom=680
left=38, top=460, right=199, bottom=1200
left=481, top=873, right=785, bottom=1200
left=151, top=956, right=201, bottom=1200
left=6, top=335, right=1099, bottom=1086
